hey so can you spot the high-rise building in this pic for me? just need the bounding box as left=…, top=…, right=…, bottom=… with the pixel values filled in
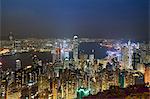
left=144, top=65, right=150, bottom=85
left=32, top=55, right=40, bottom=68
left=73, top=36, right=79, bottom=62
left=61, top=40, right=70, bottom=60
left=14, top=40, right=22, bottom=52
left=55, top=48, right=61, bottom=61
left=121, top=41, right=139, bottom=70
left=127, top=41, right=133, bottom=69
left=132, top=51, right=141, bottom=70
left=119, top=71, right=125, bottom=88
left=8, top=32, right=14, bottom=49
left=16, top=59, right=21, bottom=71
left=89, top=54, right=94, bottom=64
left=139, top=43, right=150, bottom=64
left=52, top=53, right=57, bottom=63
left=136, top=63, right=145, bottom=74
left=9, top=32, right=14, bottom=41
left=54, top=40, right=62, bottom=61
left=0, top=62, right=3, bottom=80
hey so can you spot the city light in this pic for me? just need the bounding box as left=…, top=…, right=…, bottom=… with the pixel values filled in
left=0, top=0, right=149, bottom=98
left=0, top=37, right=149, bottom=99
left=0, top=62, right=2, bottom=66
left=26, top=65, right=32, bottom=69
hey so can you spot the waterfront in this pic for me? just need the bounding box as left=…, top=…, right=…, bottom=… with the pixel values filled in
left=0, top=38, right=149, bottom=99
left=0, top=42, right=108, bottom=71
left=0, top=52, right=52, bottom=71
left=1, top=0, right=149, bottom=98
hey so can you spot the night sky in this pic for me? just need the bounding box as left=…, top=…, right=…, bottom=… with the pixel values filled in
left=1, top=0, right=149, bottom=40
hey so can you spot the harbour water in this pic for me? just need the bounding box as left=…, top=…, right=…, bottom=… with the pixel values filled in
left=0, top=42, right=107, bottom=70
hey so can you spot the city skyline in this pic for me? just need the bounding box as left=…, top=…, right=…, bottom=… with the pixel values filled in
left=0, top=1, right=150, bottom=98
left=0, top=36, right=149, bottom=99
left=1, top=0, right=149, bottom=41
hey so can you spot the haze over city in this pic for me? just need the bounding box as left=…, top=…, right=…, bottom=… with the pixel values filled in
left=0, top=0, right=150, bottom=99
left=1, top=0, right=149, bottom=41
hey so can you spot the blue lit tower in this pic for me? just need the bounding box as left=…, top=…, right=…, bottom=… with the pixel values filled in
left=73, top=35, right=79, bottom=62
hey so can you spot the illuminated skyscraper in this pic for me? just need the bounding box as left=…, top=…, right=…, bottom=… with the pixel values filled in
left=122, top=41, right=139, bottom=70
left=73, top=35, right=79, bottom=62
left=61, top=40, right=70, bottom=60
left=127, top=40, right=133, bottom=69
left=14, top=40, right=22, bottom=52
left=8, top=32, right=14, bottom=49
left=144, top=65, right=150, bottom=85
left=0, top=62, right=3, bottom=80
left=9, top=32, right=14, bottom=41
left=16, top=59, right=21, bottom=71
left=54, top=40, right=62, bottom=61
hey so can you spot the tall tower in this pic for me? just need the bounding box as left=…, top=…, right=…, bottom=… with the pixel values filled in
left=122, top=40, right=139, bottom=70
left=128, top=40, right=133, bottom=69
left=14, top=40, right=21, bottom=52
left=9, top=32, right=14, bottom=49
left=0, top=62, right=3, bottom=80
left=54, top=41, right=61, bottom=61
left=73, top=35, right=79, bottom=62
left=9, top=32, right=14, bottom=41
left=16, top=59, right=21, bottom=71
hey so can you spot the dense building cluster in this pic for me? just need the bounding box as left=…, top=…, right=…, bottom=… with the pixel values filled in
left=0, top=35, right=150, bottom=99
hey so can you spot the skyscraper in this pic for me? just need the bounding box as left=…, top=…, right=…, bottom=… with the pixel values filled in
left=73, top=36, right=79, bottom=62
left=16, top=59, right=21, bottom=71
left=8, top=32, right=14, bottom=41
left=122, top=41, right=139, bottom=70
left=127, top=40, right=133, bottom=70
left=8, top=32, right=14, bottom=50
